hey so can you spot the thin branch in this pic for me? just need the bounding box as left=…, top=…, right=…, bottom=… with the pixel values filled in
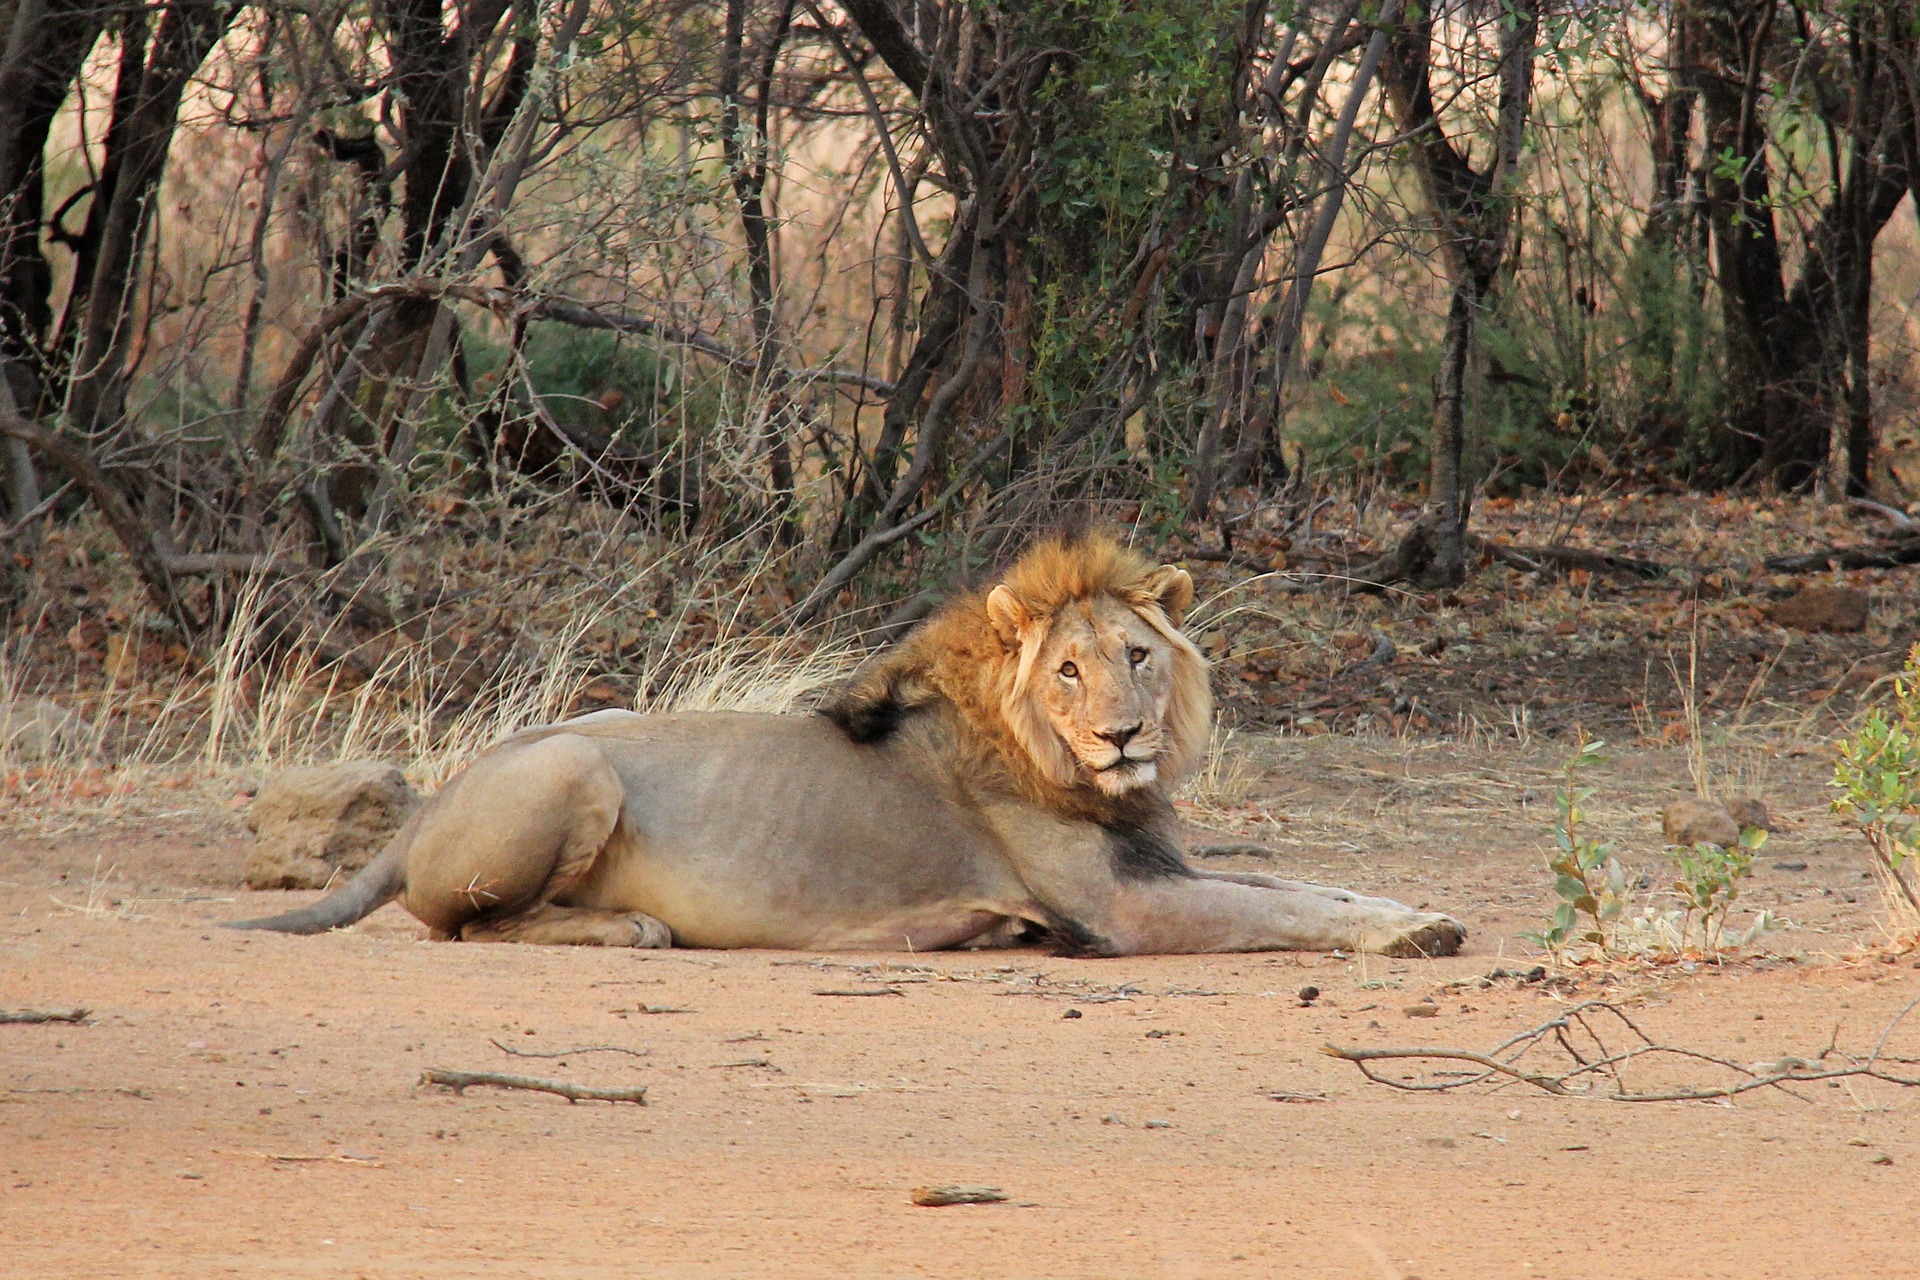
left=487, top=1038, right=649, bottom=1060
left=532, top=298, right=895, bottom=395
left=0, top=409, right=196, bottom=632
left=1325, top=999, right=1920, bottom=1103
left=1763, top=535, right=1920, bottom=572
left=804, top=0, right=933, bottom=267
left=1470, top=536, right=1670, bottom=580
left=0, top=479, right=75, bottom=544
left=419, top=1067, right=647, bottom=1104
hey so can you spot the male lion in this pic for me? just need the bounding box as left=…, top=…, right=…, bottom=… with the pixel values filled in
left=230, top=532, right=1464, bottom=957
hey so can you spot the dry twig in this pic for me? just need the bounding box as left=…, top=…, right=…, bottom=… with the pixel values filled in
left=488, top=1038, right=649, bottom=1060
left=1324, top=998, right=1920, bottom=1102
left=0, top=1007, right=90, bottom=1025
left=1469, top=535, right=1669, bottom=580
left=215, top=1148, right=383, bottom=1167
left=420, top=1068, right=647, bottom=1104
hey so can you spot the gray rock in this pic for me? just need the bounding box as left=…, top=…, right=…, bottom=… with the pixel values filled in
left=0, top=698, right=96, bottom=762
left=244, top=761, right=419, bottom=890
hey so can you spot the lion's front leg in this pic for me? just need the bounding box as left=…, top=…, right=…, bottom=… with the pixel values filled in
left=1102, top=875, right=1465, bottom=957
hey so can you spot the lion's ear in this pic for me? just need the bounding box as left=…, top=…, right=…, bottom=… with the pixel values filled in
left=1142, top=565, right=1194, bottom=628
left=985, top=584, right=1031, bottom=645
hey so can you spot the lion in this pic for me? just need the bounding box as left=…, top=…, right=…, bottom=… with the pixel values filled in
left=229, top=532, right=1465, bottom=957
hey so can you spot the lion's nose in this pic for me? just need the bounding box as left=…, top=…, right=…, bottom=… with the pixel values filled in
left=1099, top=723, right=1143, bottom=749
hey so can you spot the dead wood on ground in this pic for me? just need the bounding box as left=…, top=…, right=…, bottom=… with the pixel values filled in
left=419, top=1067, right=647, bottom=1104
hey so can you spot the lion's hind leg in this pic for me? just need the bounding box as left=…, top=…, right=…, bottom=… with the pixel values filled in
left=402, top=733, right=637, bottom=944
left=460, top=903, right=671, bottom=947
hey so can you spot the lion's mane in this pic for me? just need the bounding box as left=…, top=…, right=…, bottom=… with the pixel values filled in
left=819, top=532, right=1210, bottom=824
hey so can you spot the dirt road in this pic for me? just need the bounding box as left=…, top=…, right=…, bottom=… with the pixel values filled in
left=4, top=739, right=1917, bottom=1278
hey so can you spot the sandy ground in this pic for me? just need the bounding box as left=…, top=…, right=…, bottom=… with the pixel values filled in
left=4, top=737, right=1919, bottom=1279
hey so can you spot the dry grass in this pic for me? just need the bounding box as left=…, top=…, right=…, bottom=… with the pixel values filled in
left=1178, top=722, right=1259, bottom=824
left=0, top=508, right=868, bottom=831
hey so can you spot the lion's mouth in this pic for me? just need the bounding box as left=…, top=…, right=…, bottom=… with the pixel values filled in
left=1087, top=754, right=1157, bottom=793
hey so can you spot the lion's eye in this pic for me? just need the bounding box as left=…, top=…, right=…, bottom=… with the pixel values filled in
left=1129, top=647, right=1149, bottom=666
left=1058, top=661, right=1079, bottom=679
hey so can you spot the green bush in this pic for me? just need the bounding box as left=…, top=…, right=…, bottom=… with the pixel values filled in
left=1833, top=643, right=1920, bottom=928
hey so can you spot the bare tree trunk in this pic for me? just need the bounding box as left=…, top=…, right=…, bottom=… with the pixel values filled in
left=57, top=0, right=235, bottom=436
left=1218, top=0, right=1402, bottom=502
left=0, top=0, right=106, bottom=410
left=1371, top=0, right=1539, bottom=587
left=1425, top=281, right=1475, bottom=581
left=1693, top=0, right=1907, bottom=489
left=720, top=0, right=797, bottom=534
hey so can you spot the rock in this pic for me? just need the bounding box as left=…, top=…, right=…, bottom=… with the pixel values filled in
left=1662, top=797, right=1740, bottom=849
left=1722, top=794, right=1772, bottom=832
left=244, top=761, right=419, bottom=890
left=1769, top=584, right=1869, bottom=633
left=0, top=698, right=95, bottom=762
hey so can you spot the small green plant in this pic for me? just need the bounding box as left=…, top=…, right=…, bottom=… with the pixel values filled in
left=1667, top=827, right=1767, bottom=952
left=1522, top=736, right=1630, bottom=961
left=1832, top=643, right=1920, bottom=929
left=1524, top=736, right=1780, bottom=963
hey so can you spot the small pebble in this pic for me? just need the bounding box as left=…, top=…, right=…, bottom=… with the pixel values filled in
left=911, top=1184, right=1007, bottom=1206
left=1062, top=1008, right=1082, bottom=1020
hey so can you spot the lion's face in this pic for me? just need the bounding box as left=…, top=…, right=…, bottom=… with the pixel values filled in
left=987, top=565, right=1209, bottom=796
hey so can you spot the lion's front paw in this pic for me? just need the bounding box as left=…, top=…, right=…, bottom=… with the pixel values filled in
left=1372, top=913, right=1465, bottom=958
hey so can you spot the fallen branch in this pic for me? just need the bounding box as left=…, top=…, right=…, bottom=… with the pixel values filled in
left=1762, top=535, right=1920, bottom=573
left=1848, top=497, right=1916, bottom=530
left=215, top=1148, right=382, bottom=1166
left=1469, top=535, right=1669, bottom=580
left=419, top=1067, right=647, bottom=1104
left=1324, top=998, right=1920, bottom=1102
left=814, top=987, right=906, bottom=997
left=488, top=1038, right=649, bottom=1060
left=0, top=1007, right=90, bottom=1024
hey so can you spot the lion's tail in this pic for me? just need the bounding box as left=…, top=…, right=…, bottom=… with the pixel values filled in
left=224, top=813, right=414, bottom=935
